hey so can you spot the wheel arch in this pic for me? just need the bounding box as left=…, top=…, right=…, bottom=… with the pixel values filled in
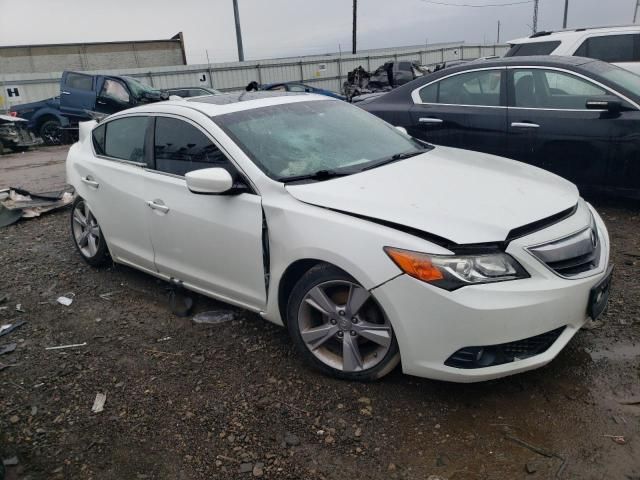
left=277, top=258, right=353, bottom=325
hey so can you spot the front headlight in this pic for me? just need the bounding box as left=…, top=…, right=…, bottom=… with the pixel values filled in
left=384, top=247, right=529, bottom=291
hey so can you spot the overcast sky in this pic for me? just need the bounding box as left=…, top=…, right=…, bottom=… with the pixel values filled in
left=0, top=0, right=637, bottom=64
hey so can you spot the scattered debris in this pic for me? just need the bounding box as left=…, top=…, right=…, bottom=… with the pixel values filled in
left=0, top=320, right=26, bottom=338
left=56, top=294, right=75, bottom=306
left=157, top=336, right=172, bottom=342
left=45, top=342, right=87, bottom=351
left=2, top=456, right=18, bottom=466
left=91, top=392, right=107, bottom=413
left=0, top=187, right=73, bottom=227
left=192, top=309, right=236, bottom=325
left=168, top=288, right=193, bottom=317
left=618, top=397, right=640, bottom=405
left=604, top=434, right=626, bottom=445
left=15, top=303, right=25, bottom=313
left=99, top=291, right=120, bottom=301
left=0, top=343, right=17, bottom=355
left=252, top=462, right=264, bottom=477
left=505, top=434, right=567, bottom=478
left=525, top=461, right=539, bottom=474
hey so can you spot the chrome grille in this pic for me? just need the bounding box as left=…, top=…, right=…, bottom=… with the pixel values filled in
left=528, top=222, right=600, bottom=278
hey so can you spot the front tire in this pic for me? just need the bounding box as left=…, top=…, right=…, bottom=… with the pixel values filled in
left=287, top=264, right=400, bottom=381
left=71, top=197, right=109, bottom=267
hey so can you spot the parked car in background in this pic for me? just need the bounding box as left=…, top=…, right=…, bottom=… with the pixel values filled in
left=165, top=86, right=222, bottom=98
left=67, top=92, right=611, bottom=382
left=260, top=82, right=345, bottom=100
left=10, top=71, right=166, bottom=145
left=506, top=25, right=640, bottom=75
left=0, top=114, right=43, bottom=154
left=360, top=55, right=640, bottom=199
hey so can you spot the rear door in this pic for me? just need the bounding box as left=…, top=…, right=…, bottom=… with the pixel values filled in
left=75, top=115, right=156, bottom=271
left=144, top=115, right=266, bottom=309
left=506, top=67, right=612, bottom=189
left=408, top=68, right=509, bottom=156
left=59, top=72, right=97, bottom=119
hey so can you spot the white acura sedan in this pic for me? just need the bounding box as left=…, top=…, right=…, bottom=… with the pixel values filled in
left=66, top=92, right=612, bottom=382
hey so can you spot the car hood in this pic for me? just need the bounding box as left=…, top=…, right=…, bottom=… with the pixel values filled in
left=285, top=146, right=579, bottom=245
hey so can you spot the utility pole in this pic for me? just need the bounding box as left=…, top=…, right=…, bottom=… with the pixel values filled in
left=352, top=0, right=357, bottom=54
left=232, top=0, right=244, bottom=61
left=634, top=0, right=640, bottom=23
left=532, top=0, right=539, bottom=34
left=497, top=20, right=501, bottom=43
left=562, top=0, right=569, bottom=28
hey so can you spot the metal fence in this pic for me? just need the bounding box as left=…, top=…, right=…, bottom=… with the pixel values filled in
left=0, top=42, right=508, bottom=110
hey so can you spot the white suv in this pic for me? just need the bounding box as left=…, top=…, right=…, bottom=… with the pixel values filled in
left=507, top=25, right=640, bottom=75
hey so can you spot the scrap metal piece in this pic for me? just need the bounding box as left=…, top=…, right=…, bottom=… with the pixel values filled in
left=0, top=343, right=17, bottom=355
left=91, top=393, right=106, bottom=413
left=0, top=320, right=26, bottom=338
left=45, top=342, right=87, bottom=351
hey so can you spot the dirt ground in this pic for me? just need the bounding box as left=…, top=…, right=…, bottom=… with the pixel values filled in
left=1, top=147, right=639, bottom=480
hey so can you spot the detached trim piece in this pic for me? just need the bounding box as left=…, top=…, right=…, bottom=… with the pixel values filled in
left=506, top=204, right=578, bottom=243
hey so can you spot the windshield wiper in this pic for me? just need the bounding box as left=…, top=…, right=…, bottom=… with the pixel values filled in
left=361, top=149, right=427, bottom=171
left=281, top=169, right=353, bottom=183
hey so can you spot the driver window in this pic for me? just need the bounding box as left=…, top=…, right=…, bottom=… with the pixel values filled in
left=512, top=69, right=606, bottom=109
left=101, top=79, right=130, bottom=103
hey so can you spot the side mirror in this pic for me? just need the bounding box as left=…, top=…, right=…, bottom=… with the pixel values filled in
left=185, top=168, right=234, bottom=194
left=395, top=126, right=408, bottom=135
left=586, top=96, right=622, bottom=113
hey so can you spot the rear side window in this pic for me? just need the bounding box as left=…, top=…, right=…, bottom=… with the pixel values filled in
left=504, top=41, right=561, bottom=57
left=92, top=124, right=106, bottom=155
left=66, top=72, right=93, bottom=91
left=153, top=117, right=230, bottom=176
left=423, top=70, right=502, bottom=106
left=103, top=117, right=148, bottom=163
left=574, top=34, right=640, bottom=63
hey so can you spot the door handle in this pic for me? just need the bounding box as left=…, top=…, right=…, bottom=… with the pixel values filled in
left=61, top=91, right=71, bottom=95
left=81, top=176, right=99, bottom=188
left=511, top=122, right=540, bottom=129
left=146, top=200, right=170, bottom=213
left=418, top=117, right=443, bottom=124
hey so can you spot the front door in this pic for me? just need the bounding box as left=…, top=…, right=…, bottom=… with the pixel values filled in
left=74, top=115, right=156, bottom=271
left=96, top=77, right=133, bottom=115
left=409, top=68, right=508, bottom=156
left=144, top=115, right=266, bottom=309
left=507, top=68, right=612, bottom=190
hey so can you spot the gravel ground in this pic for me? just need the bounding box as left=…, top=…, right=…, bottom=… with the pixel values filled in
left=0, top=148, right=639, bottom=479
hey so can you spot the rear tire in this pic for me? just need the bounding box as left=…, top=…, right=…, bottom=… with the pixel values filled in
left=287, top=264, right=400, bottom=381
left=70, top=197, right=109, bottom=267
left=39, top=119, right=62, bottom=145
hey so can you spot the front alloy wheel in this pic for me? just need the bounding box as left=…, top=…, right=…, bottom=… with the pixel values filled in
left=287, top=264, right=400, bottom=381
left=71, top=197, right=109, bottom=266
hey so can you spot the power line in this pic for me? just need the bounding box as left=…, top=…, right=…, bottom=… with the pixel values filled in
left=418, top=0, right=532, bottom=7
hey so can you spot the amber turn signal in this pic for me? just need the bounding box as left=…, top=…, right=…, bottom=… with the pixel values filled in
left=384, top=247, right=444, bottom=282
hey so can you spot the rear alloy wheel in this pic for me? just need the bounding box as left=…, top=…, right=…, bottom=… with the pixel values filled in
left=71, top=197, right=109, bottom=266
left=287, top=264, right=400, bottom=381
left=39, top=119, right=62, bottom=145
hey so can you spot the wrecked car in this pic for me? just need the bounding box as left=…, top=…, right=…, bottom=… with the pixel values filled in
left=344, top=61, right=428, bottom=101
left=9, top=71, right=167, bottom=145
left=67, top=91, right=611, bottom=382
left=0, top=114, right=43, bottom=154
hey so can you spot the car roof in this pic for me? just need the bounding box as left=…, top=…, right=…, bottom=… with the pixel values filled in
left=120, top=91, right=331, bottom=118
left=436, top=55, right=595, bottom=72
left=508, top=24, right=640, bottom=44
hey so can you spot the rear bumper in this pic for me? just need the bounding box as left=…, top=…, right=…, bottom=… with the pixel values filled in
left=371, top=202, right=610, bottom=383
